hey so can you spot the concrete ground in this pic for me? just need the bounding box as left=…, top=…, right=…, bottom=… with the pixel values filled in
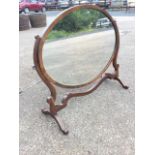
left=19, top=10, right=135, bottom=155
left=43, top=29, right=115, bottom=85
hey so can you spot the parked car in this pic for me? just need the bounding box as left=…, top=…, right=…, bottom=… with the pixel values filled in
left=58, top=0, right=70, bottom=8
left=119, top=0, right=135, bottom=7
left=104, top=0, right=111, bottom=7
left=127, top=0, right=135, bottom=7
left=40, top=0, right=74, bottom=9
left=96, top=18, right=112, bottom=28
left=110, top=0, right=127, bottom=7
left=72, top=0, right=90, bottom=5
left=40, top=0, right=58, bottom=9
left=19, top=0, right=46, bottom=14
left=92, top=0, right=111, bottom=8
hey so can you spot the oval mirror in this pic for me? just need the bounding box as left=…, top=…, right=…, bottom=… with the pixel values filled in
left=42, top=7, right=116, bottom=86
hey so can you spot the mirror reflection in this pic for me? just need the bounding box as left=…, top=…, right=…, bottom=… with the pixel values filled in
left=43, top=8, right=115, bottom=85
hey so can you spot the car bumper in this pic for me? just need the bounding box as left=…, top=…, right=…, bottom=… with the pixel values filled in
left=58, top=4, right=69, bottom=8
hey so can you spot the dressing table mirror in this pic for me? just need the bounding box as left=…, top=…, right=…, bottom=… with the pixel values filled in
left=33, top=5, right=128, bottom=135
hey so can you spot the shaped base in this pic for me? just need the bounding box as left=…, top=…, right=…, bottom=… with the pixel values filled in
left=114, top=77, right=129, bottom=89
left=42, top=109, right=69, bottom=135
left=105, top=72, right=129, bottom=89
left=41, top=72, right=129, bottom=135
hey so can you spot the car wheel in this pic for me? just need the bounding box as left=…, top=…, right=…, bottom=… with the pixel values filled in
left=24, top=8, right=30, bottom=14
left=42, top=7, right=46, bottom=12
left=19, top=14, right=30, bottom=31
left=29, top=13, right=46, bottom=28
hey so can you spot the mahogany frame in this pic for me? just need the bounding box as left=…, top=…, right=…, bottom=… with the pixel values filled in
left=33, top=4, right=129, bottom=135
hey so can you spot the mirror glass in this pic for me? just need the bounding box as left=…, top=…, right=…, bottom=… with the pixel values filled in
left=43, top=8, right=115, bottom=85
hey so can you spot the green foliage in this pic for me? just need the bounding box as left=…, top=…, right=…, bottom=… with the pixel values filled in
left=47, top=30, right=70, bottom=40
left=47, top=28, right=96, bottom=41
left=47, top=9, right=105, bottom=41
left=54, top=9, right=105, bottom=32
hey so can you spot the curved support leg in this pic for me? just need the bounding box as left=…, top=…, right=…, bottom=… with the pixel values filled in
left=114, top=77, right=129, bottom=89
left=41, top=97, right=69, bottom=135
left=106, top=62, right=129, bottom=90
left=42, top=109, right=69, bottom=135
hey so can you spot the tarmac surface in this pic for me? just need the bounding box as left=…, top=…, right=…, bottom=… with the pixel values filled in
left=43, top=29, right=115, bottom=85
left=19, top=10, right=135, bottom=155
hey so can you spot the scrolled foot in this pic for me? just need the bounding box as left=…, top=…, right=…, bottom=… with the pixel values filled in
left=41, top=109, right=69, bottom=135
left=41, top=109, right=51, bottom=115
left=114, top=77, right=129, bottom=89
left=54, top=115, right=69, bottom=135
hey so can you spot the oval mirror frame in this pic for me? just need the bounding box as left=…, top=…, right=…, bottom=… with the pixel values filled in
left=35, top=4, right=120, bottom=89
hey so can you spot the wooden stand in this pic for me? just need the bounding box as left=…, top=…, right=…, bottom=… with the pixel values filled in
left=41, top=62, right=128, bottom=135
left=33, top=5, right=129, bottom=135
